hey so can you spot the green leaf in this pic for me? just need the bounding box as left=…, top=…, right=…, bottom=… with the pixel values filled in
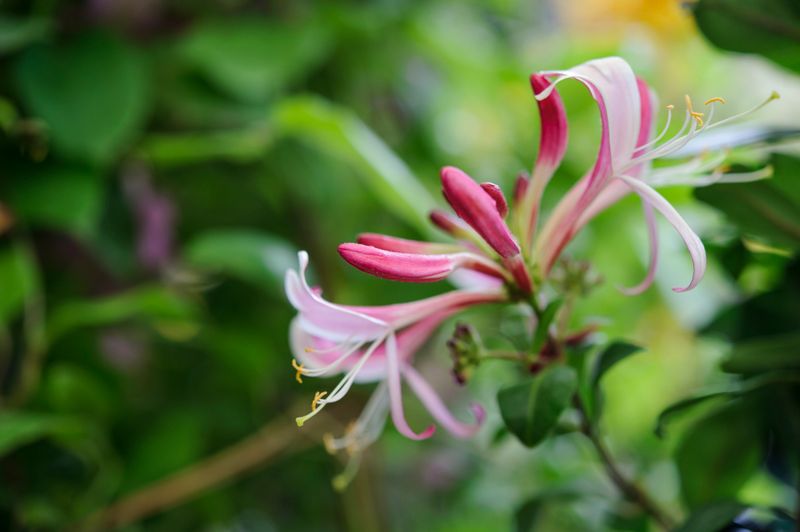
left=15, top=31, right=150, bottom=164
left=0, top=17, right=51, bottom=54
left=722, top=332, right=800, bottom=374
left=184, top=230, right=296, bottom=294
left=0, top=411, right=83, bottom=457
left=47, top=286, right=197, bottom=343
left=5, top=166, right=102, bottom=237
left=694, top=155, right=800, bottom=250
left=588, top=341, right=643, bottom=420
left=692, top=0, right=800, bottom=73
left=531, top=299, right=561, bottom=354
left=0, top=242, right=39, bottom=324
left=675, top=401, right=761, bottom=508
left=178, top=18, right=331, bottom=102
left=273, top=96, right=438, bottom=235
left=497, top=365, right=577, bottom=448
left=137, top=128, right=274, bottom=168
left=674, top=501, right=747, bottom=532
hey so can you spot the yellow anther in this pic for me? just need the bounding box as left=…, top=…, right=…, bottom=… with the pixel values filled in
left=704, top=96, right=726, bottom=105
left=291, top=359, right=305, bottom=384
left=715, top=163, right=732, bottom=174
left=685, top=94, right=705, bottom=126
left=311, top=391, right=327, bottom=411
left=304, top=346, right=314, bottom=353
left=666, top=104, right=675, bottom=110
left=323, top=433, right=337, bottom=454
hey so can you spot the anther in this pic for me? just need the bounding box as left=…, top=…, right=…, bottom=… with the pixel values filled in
left=291, top=359, right=305, bottom=384
left=666, top=104, right=674, bottom=110
left=704, top=96, right=726, bottom=105
left=685, top=95, right=705, bottom=126
left=312, top=391, right=328, bottom=411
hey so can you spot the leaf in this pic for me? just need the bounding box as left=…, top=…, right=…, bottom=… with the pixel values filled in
left=5, top=166, right=102, bottom=237
left=47, top=286, right=197, bottom=343
left=722, top=332, right=800, bottom=374
left=513, top=491, right=580, bottom=532
left=497, top=365, right=577, bottom=448
left=183, top=230, right=296, bottom=294
left=589, top=341, right=643, bottom=421
left=178, top=18, right=331, bottom=102
left=531, top=299, right=561, bottom=354
left=675, top=401, right=761, bottom=508
left=273, top=96, right=438, bottom=236
left=0, top=241, right=39, bottom=324
left=0, top=411, right=83, bottom=457
left=14, top=31, right=150, bottom=164
left=674, top=501, right=747, bottom=532
left=694, top=155, right=800, bottom=250
left=137, top=128, right=274, bottom=168
left=0, top=17, right=51, bottom=54
left=692, top=0, right=800, bottom=73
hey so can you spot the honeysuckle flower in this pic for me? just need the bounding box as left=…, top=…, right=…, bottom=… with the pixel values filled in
left=286, top=251, right=501, bottom=442
left=285, top=55, right=775, bottom=457
left=518, top=56, right=775, bottom=293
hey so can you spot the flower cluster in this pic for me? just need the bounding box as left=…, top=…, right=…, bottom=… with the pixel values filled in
left=284, top=56, right=774, bottom=465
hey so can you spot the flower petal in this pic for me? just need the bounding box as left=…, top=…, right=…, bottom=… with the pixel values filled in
left=440, top=166, right=520, bottom=258
left=338, top=243, right=507, bottom=283
left=619, top=200, right=659, bottom=295
left=479, top=182, right=508, bottom=218
left=357, top=233, right=461, bottom=254
left=385, top=333, right=436, bottom=440
left=401, top=364, right=484, bottom=438
left=617, top=175, right=706, bottom=292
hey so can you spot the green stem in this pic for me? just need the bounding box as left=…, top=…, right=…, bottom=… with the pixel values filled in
left=574, top=395, right=675, bottom=530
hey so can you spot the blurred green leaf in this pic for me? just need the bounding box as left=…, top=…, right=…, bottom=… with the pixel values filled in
left=692, top=0, right=800, bottom=72
left=589, top=341, right=643, bottom=421
left=273, top=96, right=438, bottom=235
left=694, top=155, right=800, bottom=250
left=43, top=363, right=116, bottom=421
left=0, top=411, right=83, bottom=457
left=722, top=332, right=800, bottom=374
left=137, top=128, right=274, bottom=167
left=178, top=18, right=331, bottom=102
left=0, top=242, right=39, bottom=324
left=5, top=166, right=102, bottom=237
left=497, top=366, right=577, bottom=448
left=675, top=401, right=761, bottom=508
left=184, top=230, right=296, bottom=294
left=531, top=299, right=561, bottom=354
left=15, top=31, right=150, bottom=164
left=47, top=286, right=197, bottom=343
left=0, top=17, right=51, bottom=54
left=675, top=501, right=747, bottom=532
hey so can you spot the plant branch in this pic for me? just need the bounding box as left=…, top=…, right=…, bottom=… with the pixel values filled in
left=79, top=408, right=337, bottom=530
left=575, top=396, right=675, bottom=530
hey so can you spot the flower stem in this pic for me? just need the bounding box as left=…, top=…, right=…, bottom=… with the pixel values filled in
left=574, top=395, right=675, bottom=530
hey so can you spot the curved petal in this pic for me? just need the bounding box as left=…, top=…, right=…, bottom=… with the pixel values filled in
left=617, top=175, right=706, bottom=292
left=285, top=252, right=388, bottom=341
left=402, top=364, right=484, bottom=438
left=356, top=233, right=462, bottom=254
left=385, top=333, right=436, bottom=440
left=619, top=200, right=659, bottom=295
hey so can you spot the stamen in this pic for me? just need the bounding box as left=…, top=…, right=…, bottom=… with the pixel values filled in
left=312, top=391, right=328, bottom=411
left=292, top=359, right=304, bottom=384
left=685, top=95, right=704, bottom=127
left=704, top=96, right=726, bottom=105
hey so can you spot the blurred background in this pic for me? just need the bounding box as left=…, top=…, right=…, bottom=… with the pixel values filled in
left=1, top=0, right=799, bottom=530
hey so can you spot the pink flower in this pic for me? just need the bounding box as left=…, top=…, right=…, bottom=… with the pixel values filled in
left=286, top=252, right=502, bottom=442
left=518, top=57, right=775, bottom=293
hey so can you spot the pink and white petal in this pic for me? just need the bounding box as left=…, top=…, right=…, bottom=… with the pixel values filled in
left=285, top=252, right=388, bottom=340
left=348, top=289, right=506, bottom=329
left=448, top=269, right=505, bottom=291
left=385, top=333, right=436, bottom=440
left=619, top=200, right=659, bottom=295
left=479, top=182, right=509, bottom=218
left=617, top=175, right=706, bottom=292
left=401, top=364, right=485, bottom=438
